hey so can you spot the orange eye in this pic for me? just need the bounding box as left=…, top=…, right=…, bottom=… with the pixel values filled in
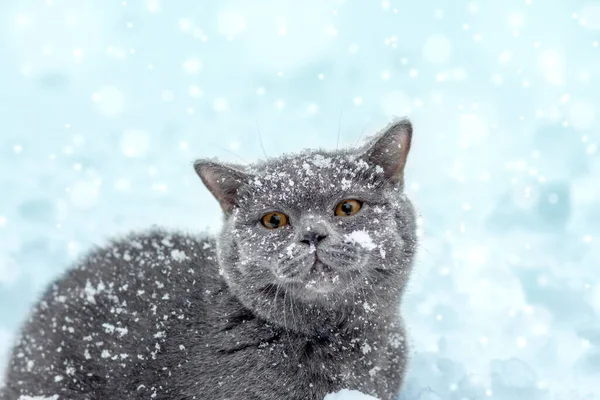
left=261, top=212, right=288, bottom=229
left=335, top=199, right=362, bottom=216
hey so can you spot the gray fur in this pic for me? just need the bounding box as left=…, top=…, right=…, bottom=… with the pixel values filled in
left=1, top=118, right=417, bottom=400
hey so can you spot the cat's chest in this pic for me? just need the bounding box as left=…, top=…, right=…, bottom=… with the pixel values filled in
left=160, top=320, right=397, bottom=400
left=293, top=335, right=365, bottom=375
left=218, top=330, right=382, bottom=392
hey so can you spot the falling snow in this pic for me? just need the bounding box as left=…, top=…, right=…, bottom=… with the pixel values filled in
left=1, top=1, right=599, bottom=400
left=324, top=389, right=379, bottom=400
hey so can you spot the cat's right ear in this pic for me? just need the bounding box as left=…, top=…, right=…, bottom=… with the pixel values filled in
left=359, top=118, right=412, bottom=185
left=194, top=160, right=250, bottom=214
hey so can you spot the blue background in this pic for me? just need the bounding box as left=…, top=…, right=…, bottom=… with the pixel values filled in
left=1, top=0, right=599, bottom=398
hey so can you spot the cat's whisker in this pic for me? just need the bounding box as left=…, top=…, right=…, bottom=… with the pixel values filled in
left=255, top=120, right=268, bottom=159
left=365, top=284, right=382, bottom=309
left=270, top=283, right=282, bottom=318
left=350, top=273, right=358, bottom=319
left=373, top=282, right=389, bottom=306
left=281, top=253, right=311, bottom=266
left=415, top=242, right=435, bottom=259
left=209, top=143, right=250, bottom=165
left=282, top=289, right=288, bottom=332
left=336, top=106, right=343, bottom=150
left=282, top=290, right=296, bottom=351
left=257, top=283, right=277, bottom=309
left=288, top=288, right=298, bottom=334
left=322, top=248, right=357, bottom=260
left=357, top=272, right=385, bottom=311
left=358, top=278, right=369, bottom=314
left=353, top=122, right=370, bottom=146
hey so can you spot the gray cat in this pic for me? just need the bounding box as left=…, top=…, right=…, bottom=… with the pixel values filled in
left=1, top=118, right=417, bottom=400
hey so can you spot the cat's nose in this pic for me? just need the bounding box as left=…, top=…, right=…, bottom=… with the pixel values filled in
left=300, top=231, right=328, bottom=246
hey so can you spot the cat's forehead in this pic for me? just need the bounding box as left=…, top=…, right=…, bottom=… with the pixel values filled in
left=241, top=151, right=384, bottom=206
left=252, top=151, right=358, bottom=174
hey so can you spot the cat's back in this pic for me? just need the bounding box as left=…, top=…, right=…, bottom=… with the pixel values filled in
left=3, top=229, right=219, bottom=399
left=50, top=228, right=218, bottom=302
left=34, top=229, right=219, bottom=322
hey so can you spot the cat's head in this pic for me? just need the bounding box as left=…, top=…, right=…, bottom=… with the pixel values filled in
left=195, top=119, right=417, bottom=323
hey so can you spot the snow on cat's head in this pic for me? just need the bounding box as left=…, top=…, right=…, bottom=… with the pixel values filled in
left=195, top=119, right=417, bottom=314
left=324, top=389, right=380, bottom=400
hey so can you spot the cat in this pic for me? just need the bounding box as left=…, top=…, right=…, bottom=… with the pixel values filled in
left=1, top=118, right=418, bottom=400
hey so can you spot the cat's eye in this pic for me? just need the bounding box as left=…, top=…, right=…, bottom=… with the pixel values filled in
left=261, top=212, right=288, bottom=229
left=335, top=199, right=362, bottom=217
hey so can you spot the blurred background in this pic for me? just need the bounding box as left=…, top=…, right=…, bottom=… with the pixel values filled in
left=0, top=0, right=599, bottom=398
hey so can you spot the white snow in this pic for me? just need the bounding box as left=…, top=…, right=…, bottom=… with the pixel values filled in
left=345, top=230, right=376, bottom=250
left=361, top=342, right=372, bottom=354
left=362, top=302, right=375, bottom=313
left=18, top=396, right=59, bottom=400
left=83, top=281, right=98, bottom=304
left=324, top=390, right=379, bottom=400
left=103, top=323, right=128, bottom=337
left=285, top=243, right=296, bottom=257
left=102, top=323, right=116, bottom=333
left=1, top=2, right=598, bottom=399
left=170, top=249, right=188, bottom=262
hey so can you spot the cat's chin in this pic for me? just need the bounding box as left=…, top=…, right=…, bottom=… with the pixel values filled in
left=282, top=261, right=356, bottom=301
left=289, top=281, right=336, bottom=301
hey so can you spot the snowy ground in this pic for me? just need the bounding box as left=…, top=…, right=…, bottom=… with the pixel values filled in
left=0, top=0, right=599, bottom=399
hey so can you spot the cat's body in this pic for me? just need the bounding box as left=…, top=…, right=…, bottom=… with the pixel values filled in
left=2, top=231, right=408, bottom=400
left=2, top=119, right=417, bottom=400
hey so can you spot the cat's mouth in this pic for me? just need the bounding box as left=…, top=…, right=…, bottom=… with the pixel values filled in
left=300, top=257, right=339, bottom=294
left=275, top=253, right=356, bottom=297
left=310, top=257, right=332, bottom=273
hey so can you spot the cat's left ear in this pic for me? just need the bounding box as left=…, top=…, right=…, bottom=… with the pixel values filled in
left=194, top=160, right=251, bottom=214
left=360, top=118, right=412, bottom=184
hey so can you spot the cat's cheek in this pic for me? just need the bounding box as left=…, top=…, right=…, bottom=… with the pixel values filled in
left=238, top=230, right=294, bottom=272
left=351, top=223, right=399, bottom=267
left=368, top=235, right=390, bottom=261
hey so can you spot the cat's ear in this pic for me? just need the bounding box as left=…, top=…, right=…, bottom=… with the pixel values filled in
left=194, top=160, right=250, bottom=213
left=360, top=118, right=412, bottom=184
